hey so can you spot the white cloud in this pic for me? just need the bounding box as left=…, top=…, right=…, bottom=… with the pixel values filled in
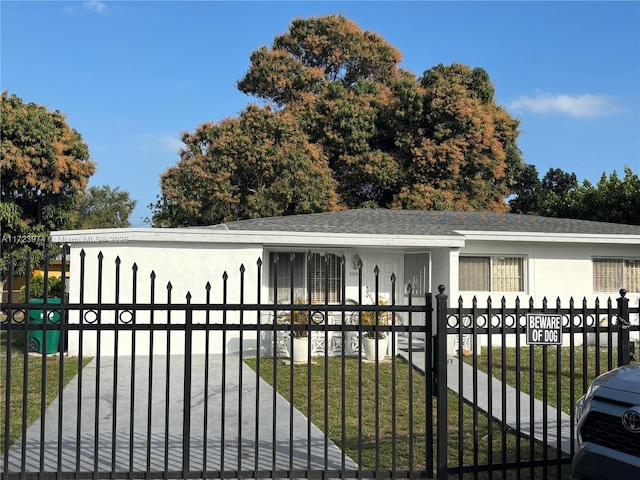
left=138, top=134, right=184, bottom=155
left=508, top=92, right=622, bottom=118
left=159, top=135, right=184, bottom=153
left=84, top=1, right=107, bottom=14
left=63, top=1, right=107, bottom=15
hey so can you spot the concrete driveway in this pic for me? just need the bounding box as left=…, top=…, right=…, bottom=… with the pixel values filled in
left=3, top=354, right=357, bottom=476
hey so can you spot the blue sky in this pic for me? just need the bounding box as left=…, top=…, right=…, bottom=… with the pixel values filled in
left=2, top=1, right=639, bottom=227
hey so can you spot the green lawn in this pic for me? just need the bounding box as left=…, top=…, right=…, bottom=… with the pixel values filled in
left=463, top=345, right=628, bottom=415
left=0, top=329, right=89, bottom=452
left=245, top=356, right=570, bottom=479
left=1, top=324, right=582, bottom=478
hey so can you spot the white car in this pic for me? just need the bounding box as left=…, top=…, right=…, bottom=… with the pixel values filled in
left=571, top=364, right=640, bottom=480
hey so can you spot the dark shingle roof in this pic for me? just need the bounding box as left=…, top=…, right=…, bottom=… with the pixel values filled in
left=219, top=209, right=640, bottom=237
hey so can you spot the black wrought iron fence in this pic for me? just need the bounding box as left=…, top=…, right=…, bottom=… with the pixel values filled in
left=435, top=286, right=639, bottom=479
left=1, top=249, right=436, bottom=480
left=1, top=248, right=638, bottom=480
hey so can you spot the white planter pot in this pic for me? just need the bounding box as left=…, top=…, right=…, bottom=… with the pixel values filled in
left=363, top=335, right=387, bottom=362
left=291, top=336, right=309, bottom=363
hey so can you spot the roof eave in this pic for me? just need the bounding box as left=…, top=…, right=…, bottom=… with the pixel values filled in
left=458, top=230, right=640, bottom=244
left=51, top=229, right=466, bottom=248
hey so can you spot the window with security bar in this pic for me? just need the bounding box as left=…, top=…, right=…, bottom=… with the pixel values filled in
left=593, top=258, right=640, bottom=293
left=459, top=256, right=524, bottom=292
left=269, top=252, right=343, bottom=303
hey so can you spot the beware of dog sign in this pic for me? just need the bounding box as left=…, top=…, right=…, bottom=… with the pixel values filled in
left=526, top=314, right=563, bottom=345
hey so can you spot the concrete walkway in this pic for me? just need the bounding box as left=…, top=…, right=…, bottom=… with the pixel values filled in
left=396, top=336, right=573, bottom=455
left=4, top=338, right=573, bottom=477
left=3, top=355, right=357, bottom=476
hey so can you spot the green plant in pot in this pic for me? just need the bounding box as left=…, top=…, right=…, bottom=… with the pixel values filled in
left=277, top=299, right=311, bottom=363
left=360, top=298, right=392, bottom=340
left=360, top=298, right=392, bottom=362
left=20, top=275, right=63, bottom=354
left=277, top=298, right=310, bottom=339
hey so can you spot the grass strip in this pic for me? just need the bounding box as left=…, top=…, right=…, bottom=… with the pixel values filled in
left=464, top=345, right=629, bottom=415
left=0, top=330, right=90, bottom=452
left=245, top=356, right=570, bottom=479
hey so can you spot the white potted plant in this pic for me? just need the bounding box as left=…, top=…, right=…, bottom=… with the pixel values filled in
left=277, top=299, right=310, bottom=363
left=359, top=298, right=391, bottom=362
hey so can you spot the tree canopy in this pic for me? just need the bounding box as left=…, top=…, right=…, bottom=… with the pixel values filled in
left=510, top=165, right=640, bottom=225
left=72, top=185, right=137, bottom=229
left=153, top=105, right=339, bottom=227
left=0, top=91, right=95, bottom=280
left=509, top=165, right=579, bottom=218
left=151, top=15, right=523, bottom=226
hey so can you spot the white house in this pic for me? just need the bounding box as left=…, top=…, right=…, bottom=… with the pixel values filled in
left=52, top=209, right=640, bottom=356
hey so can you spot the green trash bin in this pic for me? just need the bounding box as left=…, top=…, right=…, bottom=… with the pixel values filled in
left=27, top=298, right=62, bottom=354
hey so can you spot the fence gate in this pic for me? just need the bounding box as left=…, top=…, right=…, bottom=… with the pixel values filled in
left=2, top=250, right=441, bottom=480
left=433, top=285, right=639, bottom=479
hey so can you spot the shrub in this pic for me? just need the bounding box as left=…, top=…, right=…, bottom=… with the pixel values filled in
left=19, top=275, right=61, bottom=301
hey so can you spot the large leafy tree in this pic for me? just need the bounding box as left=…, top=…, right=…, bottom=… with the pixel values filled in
left=152, top=105, right=339, bottom=227
left=510, top=165, right=640, bottom=225
left=392, top=64, right=521, bottom=211
left=569, top=167, right=640, bottom=225
left=510, top=165, right=579, bottom=217
left=239, top=14, right=404, bottom=209
left=72, top=185, right=137, bottom=229
left=237, top=15, right=400, bottom=104
left=153, top=15, right=523, bottom=226
left=0, top=91, right=95, bottom=282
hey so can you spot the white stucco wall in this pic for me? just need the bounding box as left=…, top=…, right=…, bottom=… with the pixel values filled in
left=431, top=247, right=457, bottom=298
left=457, top=239, right=639, bottom=305
left=451, top=239, right=639, bottom=352
left=62, top=240, right=450, bottom=357
left=53, top=226, right=638, bottom=357
left=64, top=240, right=264, bottom=357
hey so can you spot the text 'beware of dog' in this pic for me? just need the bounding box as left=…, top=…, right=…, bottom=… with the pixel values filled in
left=526, top=314, right=563, bottom=345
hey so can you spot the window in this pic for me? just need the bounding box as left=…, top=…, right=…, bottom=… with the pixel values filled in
left=593, top=258, right=640, bottom=293
left=459, top=256, right=524, bottom=292
left=269, top=252, right=343, bottom=303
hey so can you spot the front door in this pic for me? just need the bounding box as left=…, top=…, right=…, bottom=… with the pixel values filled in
left=365, top=254, right=397, bottom=303
left=404, top=253, right=430, bottom=334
